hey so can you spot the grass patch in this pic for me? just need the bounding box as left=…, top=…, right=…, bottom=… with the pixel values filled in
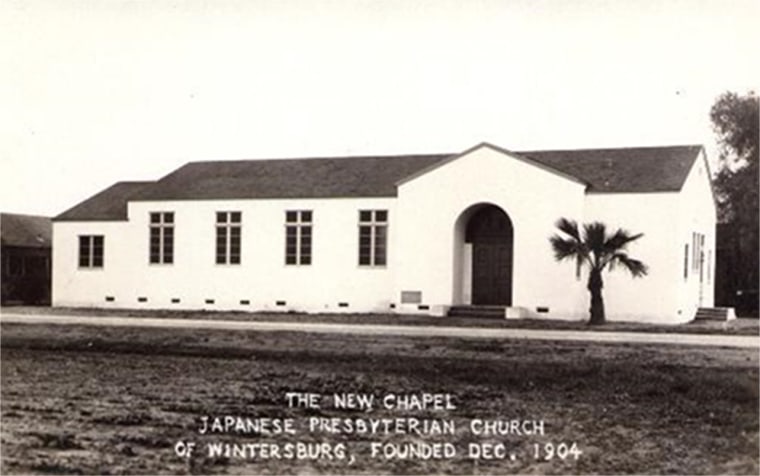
left=1, top=323, right=757, bottom=475
left=4, top=305, right=759, bottom=335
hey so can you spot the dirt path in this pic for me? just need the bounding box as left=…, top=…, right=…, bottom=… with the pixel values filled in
left=2, top=312, right=758, bottom=348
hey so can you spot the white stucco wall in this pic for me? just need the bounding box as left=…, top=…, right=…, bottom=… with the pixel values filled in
left=395, top=145, right=588, bottom=318
left=676, top=149, right=717, bottom=319
left=583, top=192, right=682, bottom=323
left=53, top=145, right=716, bottom=324
left=53, top=197, right=397, bottom=313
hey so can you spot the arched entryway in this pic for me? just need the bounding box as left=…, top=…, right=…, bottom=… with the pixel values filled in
left=456, top=204, right=514, bottom=305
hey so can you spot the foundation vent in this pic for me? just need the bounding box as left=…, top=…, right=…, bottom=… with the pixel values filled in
left=401, top=291, right=422, bottom=304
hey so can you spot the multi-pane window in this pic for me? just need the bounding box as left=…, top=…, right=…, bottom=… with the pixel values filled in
left=285, top=210, right=312, bottom=265
left=358, top=210, right=387, bottom=266
left=692, top=232, right=705, bottom=272
left=149, top=212, right=174, bottom=264
left=79, top=235, right=104, bottom=268
left=216, top=211, right=241, bottom=264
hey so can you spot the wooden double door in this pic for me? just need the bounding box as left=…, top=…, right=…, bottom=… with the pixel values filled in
left=466, top=206, right=513, bottom=306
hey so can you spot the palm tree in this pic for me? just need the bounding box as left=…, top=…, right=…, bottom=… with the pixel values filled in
left=550, top=218, right=648, bottom=325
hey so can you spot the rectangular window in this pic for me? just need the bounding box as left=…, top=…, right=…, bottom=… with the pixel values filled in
left=691, top=232, right=705, bottom=272
left=149, top=212, right=174, bottom=264
left=285, top=210, right=312, bottom=265
left=683, top=244, right=689, bottom=280
left=216, top=211, right=241, bottom=264
left=358, top=210, right=388, bottom=266
left=79, top=235, right=104, bottom=268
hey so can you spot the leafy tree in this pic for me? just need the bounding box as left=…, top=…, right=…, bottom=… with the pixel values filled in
left=710, top=91, right=759, bottom=312
left=550, top=219, right=648, bottom=325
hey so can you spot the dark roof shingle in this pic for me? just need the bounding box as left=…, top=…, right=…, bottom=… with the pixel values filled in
left=54, top=181, right=153, bottom=221
left=54, top=144, right=703, bottom=221
left=522, top=145, right=703, bottom=193
left=1, top=213, right=52, bottom=248
left=134, top=154, right=450, bottom=201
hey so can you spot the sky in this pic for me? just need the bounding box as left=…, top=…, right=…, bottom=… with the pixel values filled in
left=1, top=0, right=758, bottom=216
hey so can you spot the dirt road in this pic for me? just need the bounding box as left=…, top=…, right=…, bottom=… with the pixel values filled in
left=2, top=312, right=758, bottom=348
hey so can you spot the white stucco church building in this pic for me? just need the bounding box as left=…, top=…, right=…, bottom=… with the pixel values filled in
left=53, top=142, right=716, bottom=323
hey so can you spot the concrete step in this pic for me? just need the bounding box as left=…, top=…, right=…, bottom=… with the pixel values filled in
left=694, top=307, right=736, bottom=321
left=448, top=305, right=506, bottom=319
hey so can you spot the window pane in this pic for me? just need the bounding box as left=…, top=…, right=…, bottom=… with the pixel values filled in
left=301, top=226, right=312, bottom=237
left=286, top=255, right=297, bottom=265
left=164, top=213, right=174, bottom=223
left=93, top=253, right=103, bottom=267
left=301, top=255, right=311, bottom=265
left=79, top=237, right=90, bottom=267
left=150, top=213, right=160, bottom=223
left=231, top=212, right=241, bottom=223
left=286, top=211, right=297, bottom=222
left=150, top=254, right=161, bottom=264
left=217, top=212, right=226, bottom=223
left=216, top=254, right=226, bottom=264
left=375, top=225, right=387, bottom=241
left=302, top=211, right=312, bottom=222
left=164, top=252, right=173, bottom=264
left=230, top=255, right=240, bottom=264
left=375, top=247, right=386, bottom=265
left=359, top=254, right=371, bottom=266
left=376, top=210, right=387, bottom=222
left=359, top=210, right=372, bottom=222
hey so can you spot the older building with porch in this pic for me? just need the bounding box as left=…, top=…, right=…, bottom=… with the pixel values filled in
left=52, top=142, right=717, bottom=323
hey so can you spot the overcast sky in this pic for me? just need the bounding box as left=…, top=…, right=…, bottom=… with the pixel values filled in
left=1, top=0, right=758, bottom=216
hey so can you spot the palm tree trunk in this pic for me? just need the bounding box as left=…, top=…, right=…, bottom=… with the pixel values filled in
left=587, top=268, right=605, bottom=325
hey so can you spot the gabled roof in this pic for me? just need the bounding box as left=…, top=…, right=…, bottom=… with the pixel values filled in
left=1, top=213, right=52, bottom=248
left=54, top=181, right=153, bottom=222
left=133, top=154, right=450, bottom=201
left=521, top=145, right=703, bottom=193
left=54, top=144, right=704, bottom=221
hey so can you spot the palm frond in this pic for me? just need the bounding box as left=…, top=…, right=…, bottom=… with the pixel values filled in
left=550, top=234, right=585, bottom=262
left=555, top=218, right=581, bottom=242
left=609, top=252, right=648, bottom=277
left=604, top=228, right=644, bottom=252
left=582, top=222, right=608, bottom=252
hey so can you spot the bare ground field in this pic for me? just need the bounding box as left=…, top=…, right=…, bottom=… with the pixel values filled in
left=1, top=322, right=758, bottom=475
left=5, top=306, right=760, bottom=335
